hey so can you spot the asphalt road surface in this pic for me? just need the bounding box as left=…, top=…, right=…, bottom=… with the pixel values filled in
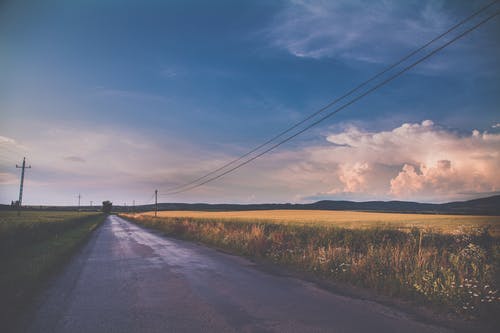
left=21, top=215, right=448, bottom=333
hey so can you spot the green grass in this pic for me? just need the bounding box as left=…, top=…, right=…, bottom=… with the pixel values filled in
left=124, top=213, right=500, bottom=321
left=0, top=211, right=106, bottom=330
left=0, top=210, right=100, bottom=246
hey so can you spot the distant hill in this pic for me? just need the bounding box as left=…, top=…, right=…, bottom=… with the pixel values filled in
left=133, top=195, right=500, bottom=215
left=2, top=195, right=499, bottom=215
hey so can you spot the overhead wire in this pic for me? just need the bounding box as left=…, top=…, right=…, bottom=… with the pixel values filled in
left=162, top=5, right=500, bottom=196
left=162, top=0, right=499, bottom=194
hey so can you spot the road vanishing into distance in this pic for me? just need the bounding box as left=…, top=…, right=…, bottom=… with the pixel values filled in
left=20, top=215, right=448, bottom=333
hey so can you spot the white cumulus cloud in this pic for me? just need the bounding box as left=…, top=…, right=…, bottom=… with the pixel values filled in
left=270, top=120, right=500, bottom=202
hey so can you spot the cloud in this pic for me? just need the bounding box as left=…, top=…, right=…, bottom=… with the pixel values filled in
left=94, top=87, right=168, bottom=103
left=493, top=123, right=500, bottom=128
left=63, top=156, right=86, bottom=163
left=0, top=135, right=28, bottom=151
left=0, top=123, right=235, bottom=205
left=163, top=119, right=499, bottom=203
left=0, top=135, right=29, bottom=163
left=0, top=136, right=16, bottom=145
left=269, top=0, right=450, bottom=62
left=389, top=160, right=458, bottom=197
left=0, top=172, right=18, bottom=185
left=267, top=120, right=500, bottom=202
left=267, top=0, right=499, bottom=73
left=334, top=162, right=371, bottom=193
left=2, top=120, right=499, bottom=204
left=160, top=67, right=178, bottom=78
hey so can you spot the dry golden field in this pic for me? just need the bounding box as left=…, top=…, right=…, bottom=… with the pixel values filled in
left=137, top=210, right=500, bottom=235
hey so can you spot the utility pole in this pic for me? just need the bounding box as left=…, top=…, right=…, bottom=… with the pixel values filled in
left=133, top=200, right=135, bottom=215
left=90, top=200, right=93, bottom=207
left=155, top=189, right=158, bottom=217
left=78, top=193, right=81, bottom=212
left=16, top=157, right=31, bottom=216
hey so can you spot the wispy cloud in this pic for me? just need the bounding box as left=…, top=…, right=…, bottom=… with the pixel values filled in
left=63, top=156, right=86, bottom=163
left=94, top=87, right=168, bottom=103
left=0, top=135, right=29, bottom=160
left=0, top=172, right=18, bottom=185
left=267, top=0, right=498, bottom=74
left=0, top=136, right=16, bottom=145
left=159, top=67, right=178, bottom=78
left=269, top=0, right=450, bottom=62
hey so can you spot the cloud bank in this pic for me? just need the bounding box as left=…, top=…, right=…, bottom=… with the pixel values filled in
left=279, top=120, right=500, bottom=202
left=0, top=125, right=233, bottom=205
left=1, top=120, right=499, bottom=204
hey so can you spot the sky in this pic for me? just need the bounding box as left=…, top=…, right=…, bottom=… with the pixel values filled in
left=1, top=0, right=499, bottom=206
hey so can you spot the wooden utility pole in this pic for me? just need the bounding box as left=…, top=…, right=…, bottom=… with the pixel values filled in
left=78, top=193, right=81, bottom=212
left=16, top=157, right=31, bottom=216
left=155, top=189, right=158, bottom=217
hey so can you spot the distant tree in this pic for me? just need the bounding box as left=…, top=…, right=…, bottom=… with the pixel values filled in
left=102, top=200, right=113, bottom=214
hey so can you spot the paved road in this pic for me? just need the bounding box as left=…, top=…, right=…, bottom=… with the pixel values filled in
left=21, top=215, right=448, bottom=332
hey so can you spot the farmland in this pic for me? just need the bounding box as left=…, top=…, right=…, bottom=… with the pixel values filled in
left=0, top=211, right=106, bottom=330
left=139, top=210, right=500, bottom=235
left=123, top=210, right=500, bottom=321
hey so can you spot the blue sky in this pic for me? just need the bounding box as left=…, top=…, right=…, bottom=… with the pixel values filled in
left=1, top=0, right=499, bottom=205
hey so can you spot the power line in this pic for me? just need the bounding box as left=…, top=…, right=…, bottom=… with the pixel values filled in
left=162, top=0, right=499, bottom=194
left=162, top=9, right=499, bottom=196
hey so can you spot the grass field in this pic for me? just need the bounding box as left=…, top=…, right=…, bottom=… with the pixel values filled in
left=141, top=210, right=500, bottom=235
left=0, top=211, right=106, bottom=330
left=0, top=210, right=101, bottom=238
left=124, top=210, right=500, bottom=321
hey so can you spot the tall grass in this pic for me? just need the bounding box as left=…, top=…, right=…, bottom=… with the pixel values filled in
left=125, top=214, right=500, bottom=320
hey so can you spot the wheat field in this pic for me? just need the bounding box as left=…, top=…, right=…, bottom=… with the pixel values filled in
left=137, top=210, right=500, bottom=235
